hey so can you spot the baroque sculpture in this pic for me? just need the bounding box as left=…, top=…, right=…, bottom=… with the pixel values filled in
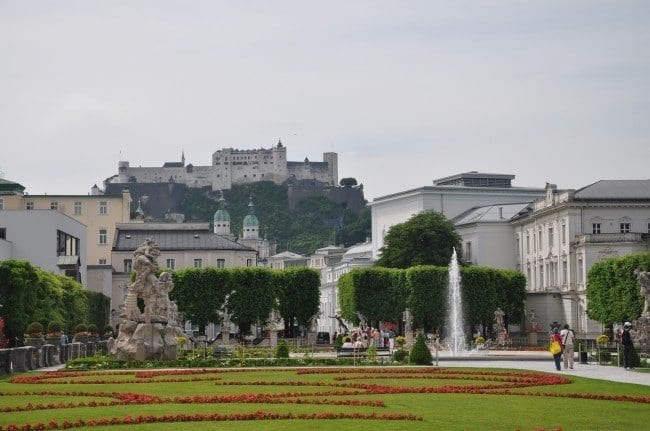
left=633, top=270, right=650, bottom=349
left=111, top=238, right=185, bottom=360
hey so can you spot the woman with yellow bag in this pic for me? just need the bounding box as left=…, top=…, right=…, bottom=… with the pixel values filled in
left=549, top=327, right=563, bottom=371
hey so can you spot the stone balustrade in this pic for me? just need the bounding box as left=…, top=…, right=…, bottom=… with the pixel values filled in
left=0, top=339, right=110, bottom=375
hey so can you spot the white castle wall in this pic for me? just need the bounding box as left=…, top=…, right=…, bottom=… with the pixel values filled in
left=111, top=144, right=335, bottom=190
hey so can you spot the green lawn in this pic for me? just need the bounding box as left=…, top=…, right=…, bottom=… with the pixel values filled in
left=1, top=367, right=648, bottom=431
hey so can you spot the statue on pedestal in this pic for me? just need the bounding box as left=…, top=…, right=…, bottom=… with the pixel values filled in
left=112, top=238, right=184, bottom=360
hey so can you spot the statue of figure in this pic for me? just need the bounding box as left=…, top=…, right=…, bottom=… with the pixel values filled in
left=268, top=309, right=281, bottom=331
left=356, top=311, right=368, bottom=330
left=527, top=308, right=540, bottom=331
left=635, top=270, right=650, bottom=316
left=221, top=308, right=231, bottom=329
left=494, top=307, right=505, bottom=330
left=402, top=308, right=413, bottom=331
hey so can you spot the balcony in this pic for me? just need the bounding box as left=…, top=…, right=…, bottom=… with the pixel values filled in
left=575, top=233, right=647, bottom=244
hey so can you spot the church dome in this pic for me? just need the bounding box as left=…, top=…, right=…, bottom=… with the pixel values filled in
left=243, top=213, right=259, bottom=227
left=213, top=209, right=230, bottom=222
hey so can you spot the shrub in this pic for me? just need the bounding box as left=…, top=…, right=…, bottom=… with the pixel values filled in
left=87, top=324, right=99, bottom=335
left=475, top=336, right=485, bottom=345
left=343, top=336, right=352, bottom=343
left=46, top=321, right=63, bottom=335
left=597, top=334, right=609, bottom=345
left=395, top=335, right=406, bottom=347
left=276, top=340, right=289, bottom=358
left=74, top=324, right=88, bottom=335
left=366, top=345, right=377, bottom=361
left=393, top=349, right=409, bottom=362
left=334, top=334, right=343, bottom=350
left=103, top=325, right=114, bottom=336
left=409, top=334, right=433, bottom=365
left=25, top=322, right=44, bottom=338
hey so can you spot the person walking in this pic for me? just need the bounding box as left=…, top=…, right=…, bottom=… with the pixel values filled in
left=549, top=327, right=563, bottom=371
left=560, top=324, right=575, bottom=370
left=621, top=321, right=634, bottom=370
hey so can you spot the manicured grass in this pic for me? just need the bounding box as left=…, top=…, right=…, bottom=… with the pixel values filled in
left=0, top=367, right=649, bottom=430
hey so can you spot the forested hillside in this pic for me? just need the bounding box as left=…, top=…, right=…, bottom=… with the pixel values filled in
left=180, top=181, right=370, bottom=255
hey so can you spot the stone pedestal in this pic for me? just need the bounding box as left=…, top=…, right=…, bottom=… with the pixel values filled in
left=221, top=330, right=231, bottom=346
left=633, top=315, right=650, bottom=349
left=269, top=330, right=278, bottom=348
left=114, top=322, right=178, bottom=361
left=528, top=332, right=538, bottom=346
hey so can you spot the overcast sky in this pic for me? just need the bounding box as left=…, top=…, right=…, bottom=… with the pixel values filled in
left=1, top=1, right=649, bottom=201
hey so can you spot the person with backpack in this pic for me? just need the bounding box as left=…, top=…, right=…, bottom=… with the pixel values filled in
left=560, top=324, right=575, bottom=369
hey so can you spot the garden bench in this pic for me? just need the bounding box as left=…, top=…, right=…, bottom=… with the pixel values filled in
left=336, top=347, right=391, bottom=360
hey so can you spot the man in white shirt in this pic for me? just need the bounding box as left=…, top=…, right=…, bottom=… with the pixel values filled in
left=560, top=324, right=575, bottom=369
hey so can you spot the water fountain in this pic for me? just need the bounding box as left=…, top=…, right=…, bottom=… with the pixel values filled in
left=446, top=248, right=466, bottom=356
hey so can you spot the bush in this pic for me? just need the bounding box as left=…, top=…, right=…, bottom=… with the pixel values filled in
left=597, top=334, right=609, bottom=345
left=74, top=324, right=88, bottom=335
left=25, top=322, right=44, bottom=337
left=103, top=325, right=114, bottom=336
left=276, top=340, right=289, bottom=358
left=46, top=321, right=63, bottom=335
left=409, top=334, right=433, bottom=365
left=395, top=335, right=406, bottom=347
left=87, top=324, right=99, bottom=335
left=393, top=349, right=409, bottom=363
left=334, top=334, right=343, bottom=350
left=475, top=336, right=485, bottom=345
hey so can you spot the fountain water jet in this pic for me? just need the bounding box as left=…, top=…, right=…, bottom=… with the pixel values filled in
left=446, top=248, right=466, bottom=355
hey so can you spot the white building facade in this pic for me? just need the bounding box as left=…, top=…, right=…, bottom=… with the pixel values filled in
left=370, top=172, right=545, bottom=260
left=511, top=181, right=650, bottom=338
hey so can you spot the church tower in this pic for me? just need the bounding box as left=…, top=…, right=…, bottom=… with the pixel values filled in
left=213, top=191, right=231, bottom=236
left=242, top=196, right=259, bottom=240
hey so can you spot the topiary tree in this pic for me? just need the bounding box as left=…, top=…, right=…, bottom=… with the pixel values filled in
left=25, top=321, right=44, bottom=338
left=409, top=334, right=433, bottom=365
left=74, top=324, right=88, bottom=335
left=275, top=339, right=290, bottom=358
left=87, top=324, right=99, bottom=335
left=46, top=321, right=63, bottom=335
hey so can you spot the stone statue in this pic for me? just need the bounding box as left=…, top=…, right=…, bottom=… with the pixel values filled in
left=402, top=308, right=413, bottom=331
left=494, top=307, right=506, bottom=345
left=527, top=308, right=540, bottom=331
left=356, top=311, right=368, bottom=330
left=635, top=270, right=650, bottom=316
left=267, top=309, right=281, bottom=331
left=112, top=238, right=183, bottom=361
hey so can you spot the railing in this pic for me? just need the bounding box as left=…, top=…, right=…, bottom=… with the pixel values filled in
left=575, top=233, right=646, bottom=244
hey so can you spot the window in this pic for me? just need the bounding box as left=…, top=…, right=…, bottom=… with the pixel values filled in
left=538, top=228, right=543, bottom=250
left=26, top=201, right=34, bottom=210
left=0, top=228, right=6, bottom=240
left=465, top=242, right=472, bottom=262
left=0, top=198, right=4, bottom=210
left=561, top=224, right=566, bottom=245
left=98, top=229, right=107, bottom=244
left=539, top=264, right=544, bottom=287
left=124, top=259, right=132, bottom=273
left=50, top=202, right=59, bottom=210
left=592, top=223, right=601, bottom=234
left=246, top=258, right=253, bottom=267
left=99, top=201, right=108, bottom=215
left=526, top=235, right=530, bottom=253
left=620, top=222, right=631, bottom=233
left=216, top=259, right=225, bottom=268
left=548, top=227, right=554, bottom=248
left=74, top=202, right=82, bottom=215
left=57, top=230, right=80, bottom=256
left=166, top=259, right=175, bottom=270
left=516, top=237, right=520, bottom=256
left=99, top=258, right=107, bottom=265
left=194, top=258, right=202, bottom=268
left=562, top=260, right=568, bottom=285
left=648, top=222, right=650, bottom=234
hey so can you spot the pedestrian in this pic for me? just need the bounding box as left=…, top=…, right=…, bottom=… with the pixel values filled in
left=560, top=324, right=575, bottom=369
left=621, top=321, right=634, bottom=370
left=549, top=327, right=563, bottom=371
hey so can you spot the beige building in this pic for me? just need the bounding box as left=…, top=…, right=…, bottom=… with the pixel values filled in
left=1, top=184, right=132, bottom=267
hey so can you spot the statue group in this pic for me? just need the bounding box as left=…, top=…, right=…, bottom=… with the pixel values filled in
left=111, top=239, right=185, bottom=360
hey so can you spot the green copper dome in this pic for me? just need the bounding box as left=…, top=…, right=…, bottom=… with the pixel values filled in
left=243, top=196, right=259, bottom=227
left=213, top=192, right=230, bottom=222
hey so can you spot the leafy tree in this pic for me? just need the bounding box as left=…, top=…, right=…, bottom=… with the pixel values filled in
left=587, top=253, right=649, bottom=325
left=339, top=177, right=358, bottom=187
left=336, top=207, right=371, bottom=248
left=171, top=267, right=231, bottom=335
left=406, top=265, right=447, bottom=332
left=228, top=268, right=276, bottom=334
left=375, top=210, right=461, bottom=269
left=275, top=267, right=320, bottom=338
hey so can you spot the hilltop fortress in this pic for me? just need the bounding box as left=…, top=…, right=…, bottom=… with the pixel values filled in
left=106, top=140, right=338, bottom=191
